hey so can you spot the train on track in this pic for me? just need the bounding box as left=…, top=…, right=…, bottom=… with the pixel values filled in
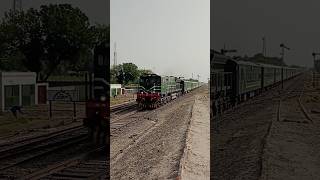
left=83, top=42, right=109, bottom=144
left=211, top=49, right=302, bottom=117
left=136, top=74, right=200, bottom=109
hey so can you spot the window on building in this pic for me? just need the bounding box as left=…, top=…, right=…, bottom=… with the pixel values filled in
left=22, top=85, right=35, bottom=106
left=4, top=85, right=19, bottom=109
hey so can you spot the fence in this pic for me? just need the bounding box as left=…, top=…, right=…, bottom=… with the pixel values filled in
left=47, top=85, right=88, bottom=102
left=48, top=100, right=86, bottom=121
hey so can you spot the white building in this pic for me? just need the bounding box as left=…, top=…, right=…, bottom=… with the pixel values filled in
left=110, top=84, right=122, bottom=97
left=0, top=72, right=48, bottom=111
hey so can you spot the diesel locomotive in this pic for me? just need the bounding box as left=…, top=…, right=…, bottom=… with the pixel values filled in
left=211, top=50, right=302, bottom=117
left=136, top=74, right=200, bottom=109
left=83, top=42, right=109, bottom=144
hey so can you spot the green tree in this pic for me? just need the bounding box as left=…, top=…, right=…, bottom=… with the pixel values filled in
left=91, top=24, right=109, bottom=46
left=40, top=4, right=94, bottom=80
left=122, top=63, right=139, bottom=84
left=110, top=63, right=150, bottom=85
left=0, top=9, right=43, bottom=78
left=0, top=4, right=97, bottom=80
left=138, top=69, right=153, bottom=76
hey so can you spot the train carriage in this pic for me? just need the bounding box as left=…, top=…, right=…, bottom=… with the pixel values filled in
left=225, top=60, right=262, bottom=101
left=211, top=48, right=303, bottom=117
left=275, top=67, right=282, bottom=83
left=212, top=71, right=233, bottom=99
left=259, top=63, right=279, bottom=88
left=211, top=50, right=233, bottom=99
left=183, top=80, right=193, bottom=93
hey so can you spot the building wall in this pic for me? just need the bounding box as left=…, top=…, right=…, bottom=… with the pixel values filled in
left=0, top=72, right=37, bottom=111
left=110, top=84, right=122, bottom=97
left=2, top=72, right=36, bottom=85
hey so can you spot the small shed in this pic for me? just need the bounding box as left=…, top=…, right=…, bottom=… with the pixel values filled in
left=0, top=72, right=47, bottom=111
left=110, top=84, right=122, bottom=97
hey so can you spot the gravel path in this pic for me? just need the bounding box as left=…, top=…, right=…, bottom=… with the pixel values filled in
left=180, top=90, right=210, bottom=180
left=111, top=86, right=207, bottom=179
left=212, top=76, right=304, bottom=180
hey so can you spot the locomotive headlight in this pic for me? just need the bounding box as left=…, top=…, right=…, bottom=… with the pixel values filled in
left=100, top=96, right=106, bottom=101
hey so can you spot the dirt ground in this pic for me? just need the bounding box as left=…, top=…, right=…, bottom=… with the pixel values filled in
left=213, top=73, right=320, bottom=180
left=0, top=102, right=84, bottom=139
left=261, top=73, right=320, bottom=180
left=110, top=93, right=136, bottom=106
left=179, top=90, right=210, bottom=180
left=111, top=86, right=208, bottom=179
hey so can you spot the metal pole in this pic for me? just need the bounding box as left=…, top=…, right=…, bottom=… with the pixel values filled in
left=73, top=101, right=76, bottom=121
left=281, top=46, right=284, bottom=89
left=89, top=73, right=93, bottom=99
left=49, top=100, right=52, bottom=119
left=313, top=54, right=316, bottom=87
left=85, top=72, right=88, bottom=101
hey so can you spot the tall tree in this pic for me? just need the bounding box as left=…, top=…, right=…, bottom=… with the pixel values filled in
left=0, top=9, right=43, bottom=78
left=91, top=24, right=109, bottom=46
left=40, top=4, right=93, bottom=80
left=138, top=69, right=153, bottom=76
left=0, top=4, right=97, bottom=80
left=110, top=63, right=153, bottom=85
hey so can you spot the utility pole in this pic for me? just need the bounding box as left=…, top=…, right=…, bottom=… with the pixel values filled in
left=113, top=42, right=117, bottom=67
left=280, top=43, right=290, bottom=89
left=262, top=36, right=266, bottom=56
left=13, top=0, right=22, bottom=12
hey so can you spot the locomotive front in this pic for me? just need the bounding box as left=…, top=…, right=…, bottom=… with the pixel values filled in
left=137, top=74, right=161, bottom=109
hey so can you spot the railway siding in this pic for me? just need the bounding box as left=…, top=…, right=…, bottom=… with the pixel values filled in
left=261, top=73, right=320, bottom=179
left=213, top=74, right=303, bottom=179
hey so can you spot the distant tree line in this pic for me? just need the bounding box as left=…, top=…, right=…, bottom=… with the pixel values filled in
left=0, top=4, right=109, bottom=81
left=111, top=63, right=153, bottom=85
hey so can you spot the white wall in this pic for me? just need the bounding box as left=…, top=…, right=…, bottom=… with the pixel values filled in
left=1, top=72, right=37, bottom=111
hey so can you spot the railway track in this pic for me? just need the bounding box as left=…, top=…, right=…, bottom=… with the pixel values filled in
left=111, top=102, right=138, bottom=115
left=213, top=74, right=303, bottom=126
left=0, top=101, right=137, bottom=153
left=277, top=74, right=313, bottom=123
left=110, top=88, right=201, bottom=133
left=110, top=87, right=204, bottom=163
left=0, top=130, right=88, bottom=178
left=0, top=100, right=137, bottom=178
left=23, top=146, right=107, bottom=180
left=213, top=73, right=304, bottom=121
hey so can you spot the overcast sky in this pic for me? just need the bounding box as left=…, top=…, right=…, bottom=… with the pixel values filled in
left=0, top=0, right=109, bottom=25
left=111, top=0, right=210, bottom=82
left=212, top=0, right=320, bottom=67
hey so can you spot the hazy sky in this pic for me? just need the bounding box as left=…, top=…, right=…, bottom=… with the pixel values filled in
left=111, top=0, right=210, bottom=82
left=0, top=0, right=109, bottom=25
left=212, top=0, right=320, bottom=67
